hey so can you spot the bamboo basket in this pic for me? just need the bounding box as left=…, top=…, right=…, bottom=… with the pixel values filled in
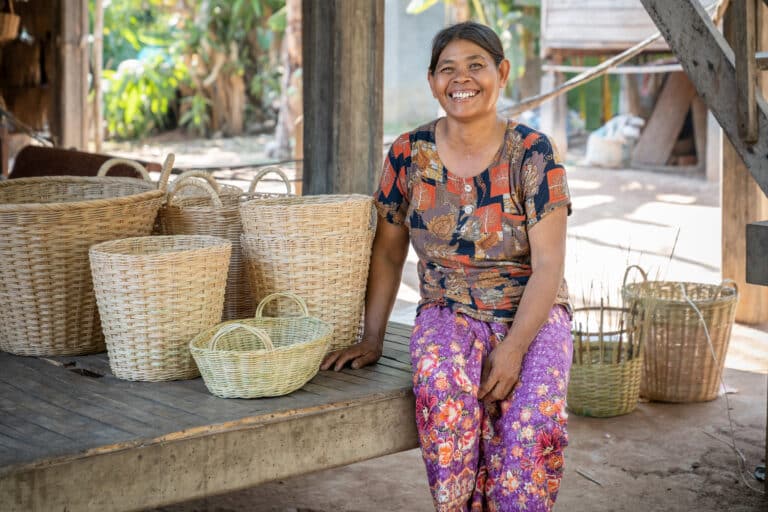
left=0, top=0, right=20, bottom=44
left=621, top=265, right=739, bottom=402
left=158, top=168, right=292, bottom=320
left=567, top=303, right=644, bottom=417
left=241, top=228, right=373, bottom=352
left=89, top=235, right=231, bottom=381
left=190, top=292, right=332, bottom=398
left=0, top=166, right=163, bottom=356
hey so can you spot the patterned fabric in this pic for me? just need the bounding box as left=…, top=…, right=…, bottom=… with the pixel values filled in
left=375, top=118, right=571, bottom=323
left=411, top=304, right=573, bottom=511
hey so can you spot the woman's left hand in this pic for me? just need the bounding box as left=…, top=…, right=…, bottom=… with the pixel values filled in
left=477, top=341, right=525, bottom=402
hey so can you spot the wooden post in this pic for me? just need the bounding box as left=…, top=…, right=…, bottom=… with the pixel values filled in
left=93, top=0, right=103, bottom=152
left=51, top=0, right=89, bottom=149
left=734, top=0, right=758, bottom=143
left=301, top=0, right=384, bottom=195
left=723, top=4, right=768, bottom=324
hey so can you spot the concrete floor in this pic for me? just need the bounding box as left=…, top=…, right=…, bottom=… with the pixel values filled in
left=127, top=142, right=767, bottom=511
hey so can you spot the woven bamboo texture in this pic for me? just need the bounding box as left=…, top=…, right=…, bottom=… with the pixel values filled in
left=89, top=235, right=231, bottom=381
left=0, top=0, right=19, bottom=43
left=621, top=265, right=738, bottom=402
left=190, top=292, right=332, bottom=398
left=567, top=305, right=644, bottom=417
left=0, top=175, right=163, bottom=356
left=241, top=228, right=373, bottom=352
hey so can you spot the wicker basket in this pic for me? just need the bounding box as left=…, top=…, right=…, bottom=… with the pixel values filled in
left=621, top=265, right=739, bottom=402
left=567, top=304, right=644, bottom=417
left=190, top=292, right=332, bottom=398
left=0, top=173, right=163, bottom=356
left=240, top=193, right=374, bottom=236
left=241, top=227, right=373, bottom=352
left=0, top=0, right=19, bottom=44
left=89, top=235, right=231, bottom=381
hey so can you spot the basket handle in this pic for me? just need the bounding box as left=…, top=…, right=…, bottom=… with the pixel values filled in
left=248, top=166, right=292, bottom=195
left=8, top=0, right=14, bottom=15
left=209, top=323, right=275, bottom=352
left=255, top=292, right=309, bottom=318
left=172, top=170, right=222, bottom=193
left=716, top=278, right=739, bottom=299
left=96, top=158, right=152, bottom=181
left=622, top=264, right=648, bottom=288
left=167, top=176, right=224, bottom=207
left=156, top=153, right=176, bottom=191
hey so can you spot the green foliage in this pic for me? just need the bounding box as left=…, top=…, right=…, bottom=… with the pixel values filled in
left=179, top=93, right=211, bottom=137
left=102, top=55, right=188, bottom=140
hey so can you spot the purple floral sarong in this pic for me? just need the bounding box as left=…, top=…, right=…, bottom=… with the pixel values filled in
left=410, top=304, right=573, bottom=511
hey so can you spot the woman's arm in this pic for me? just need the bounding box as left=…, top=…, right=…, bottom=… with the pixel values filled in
left=477, top=206, right=568, bottom=401
left=321, top=218, right=410, bottom=371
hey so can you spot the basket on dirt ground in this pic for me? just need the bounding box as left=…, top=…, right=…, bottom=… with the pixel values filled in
left=89, top=235, right=231, bottom=381
left=567, top=303, right=644, bottom=417
left=157, top=168, right=293, bottom=320
left=190, top=292, right=332, bottom=398
left=239, top=194, right=374, bottom=351
left=621, top=265, right=738, bottom=402
left=0, top=0, right=20, bottom=44
left=0, top=165, right=164, bottom=356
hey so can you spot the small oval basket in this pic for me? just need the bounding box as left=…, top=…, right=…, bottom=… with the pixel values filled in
left=190, top=292, right=333, bottom=398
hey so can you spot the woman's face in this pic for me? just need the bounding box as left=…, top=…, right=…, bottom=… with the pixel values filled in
left=428, top=38, right=510, bottom=123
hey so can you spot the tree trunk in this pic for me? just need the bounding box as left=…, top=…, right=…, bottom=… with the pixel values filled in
left=271, top=0, right=302, bottom=159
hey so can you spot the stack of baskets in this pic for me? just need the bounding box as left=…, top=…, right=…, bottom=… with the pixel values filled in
left=621, top=265, right=738, bottom=402
left=0, top=164, right=164, bottom=356
left=240, top=194, right=375, bottom=352
left=89, top=235, right=231, bottom=381
left=190, top=292, right=332, bottom=398
left=567, top=302, right=644, bottom=417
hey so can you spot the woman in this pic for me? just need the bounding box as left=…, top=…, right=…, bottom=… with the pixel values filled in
left=322, top=21, right=573, bottom=512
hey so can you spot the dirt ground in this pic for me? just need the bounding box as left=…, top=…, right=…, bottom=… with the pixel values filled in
left=104, top=133, right=768, bottom=511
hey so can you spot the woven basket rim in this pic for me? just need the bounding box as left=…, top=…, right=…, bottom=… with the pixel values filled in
left=240, top=193, right=372, bottom=210
left=190, top=317, right=333, bottom=354
left=90, top=234, right=231, bottom=255
left=622, top=280, right=738, bottom=306
left=0, top=177, right=163, bottom=212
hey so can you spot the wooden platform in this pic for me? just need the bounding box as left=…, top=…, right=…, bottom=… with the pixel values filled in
left=0, top=322, right=417, bottom=512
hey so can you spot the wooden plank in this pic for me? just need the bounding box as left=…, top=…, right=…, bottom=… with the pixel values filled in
left=691, top=95, right=708, bottom=171
left=630, top=72, right=696, bottom=167
left=746, top=221, right=768, bottom=286
left=0, top=393, right=417, bottom=512
left=733, top=0, right=758, bottom=142
left=302, top=0, right=384, bottom=195
left=721, top=2, right=768, bottom=324
left=757, top=51, right=768, bottom=70
left=640, top=0, right=768, bottom=197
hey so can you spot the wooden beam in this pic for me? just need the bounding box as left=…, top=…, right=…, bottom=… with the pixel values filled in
left=757, top=51, right=768, bottom=70
left=734, top=0, right=758, bottom=143
left=640, top=0, right=768, bottom=197
left=746, top=221, right=768, bottom=286
left=302, top=0, right=384, bottom=195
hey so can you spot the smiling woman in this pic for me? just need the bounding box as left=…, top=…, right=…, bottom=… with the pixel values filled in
left=321, top=21, right=573, bottom=512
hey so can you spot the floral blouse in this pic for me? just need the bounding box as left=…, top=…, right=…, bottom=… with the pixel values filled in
left=374, top=118, right=571, bottom=323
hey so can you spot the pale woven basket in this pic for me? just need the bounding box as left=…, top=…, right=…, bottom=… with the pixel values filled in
left=190, top=292, right=332, bottom=398
left=567, top=304, right=644, bottom=417
left=0, top=167, right=163, bottom=356
left=89, top=235, right=231, bottom=381
left=157, top=168, right=292, bottom=320
left=241, top=228, right=373, bottom=352
left=621, top=265, right=738, bottom=402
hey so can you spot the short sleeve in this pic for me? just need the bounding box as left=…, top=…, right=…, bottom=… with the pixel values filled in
left=520, top=133, right=571, bottom=227
left=374, top=133, right=411, bottom=226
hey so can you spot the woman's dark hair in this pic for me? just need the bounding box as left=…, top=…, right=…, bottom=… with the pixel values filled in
left=429, top=22, right=505, bottom=75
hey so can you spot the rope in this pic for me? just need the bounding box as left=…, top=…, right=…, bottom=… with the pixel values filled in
left=501, top=0, right=727, bottom=117
left=0, top=106, right=53, bottom=146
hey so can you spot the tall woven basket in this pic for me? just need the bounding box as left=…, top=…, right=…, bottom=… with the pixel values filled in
left=621, top=265, right=739, bottom=402
left=240, top=194, right=374, bottom=352
left=567, top=304, right=644, bottom=417
left=157, top=168, right=292, bottom=320
left=89, top=235, right=231, bottom=381
left=0, top=168, right=163, bottom=356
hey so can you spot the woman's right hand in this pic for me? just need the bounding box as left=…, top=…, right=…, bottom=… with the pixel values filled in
left=320, top=338, right=383, bottom=371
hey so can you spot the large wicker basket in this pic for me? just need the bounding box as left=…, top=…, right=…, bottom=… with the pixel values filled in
left=89, top=235, right=231, bottom=381
left=239, top=194, right=374, bottom=351
left=567, top=304, right=644, bottom=417
left=190, top=292, right=332, bottom=398
left=621, top=265, right=738, bottom=402
left=0, top=173, right=163, bottom=356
